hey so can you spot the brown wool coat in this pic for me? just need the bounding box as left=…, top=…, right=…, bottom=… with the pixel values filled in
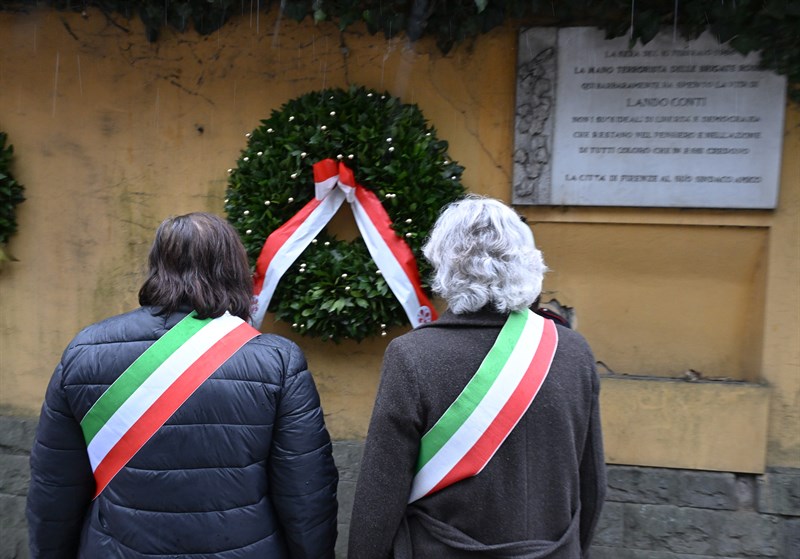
left=348, top=309, right=606, bottom=559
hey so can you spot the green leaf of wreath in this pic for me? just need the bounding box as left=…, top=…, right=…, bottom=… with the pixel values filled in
left=225, top=86, right=465, bottom=342
left=0, top=131, right=26, bottom=261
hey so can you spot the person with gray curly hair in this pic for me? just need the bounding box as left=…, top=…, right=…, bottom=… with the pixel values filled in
left=423, top=195, right=547, bottom=314
left=349, top=196, right=606, bottom=559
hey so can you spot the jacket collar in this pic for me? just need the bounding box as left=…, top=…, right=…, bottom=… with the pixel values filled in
left=419, top=307, right=511, bottom=330
left=143, top=305, right=194, bottom=330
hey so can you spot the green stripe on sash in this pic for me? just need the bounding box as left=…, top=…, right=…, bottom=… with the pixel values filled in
left=80, top=312, right=210, bottom=446
left=415, top=311, right=528, bottom=472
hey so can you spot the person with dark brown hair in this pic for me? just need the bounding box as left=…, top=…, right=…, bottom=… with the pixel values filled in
left=27, top=212, right=338, bottom=559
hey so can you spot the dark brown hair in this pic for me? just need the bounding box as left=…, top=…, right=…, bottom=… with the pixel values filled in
left=138, top=212, right=253, bottom=321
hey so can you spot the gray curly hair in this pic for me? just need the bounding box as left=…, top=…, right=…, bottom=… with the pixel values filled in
left=423, top=195, right=547, bottom=314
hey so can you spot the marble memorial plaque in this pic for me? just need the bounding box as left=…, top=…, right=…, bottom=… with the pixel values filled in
left=513, top=27, right=787, bottom=208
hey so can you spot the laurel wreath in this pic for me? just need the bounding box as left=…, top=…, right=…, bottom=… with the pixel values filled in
left=225, top=86, right=465, bottom=341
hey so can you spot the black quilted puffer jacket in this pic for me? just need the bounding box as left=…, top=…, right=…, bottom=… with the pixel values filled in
left=26, top=306, right=338, bottom=559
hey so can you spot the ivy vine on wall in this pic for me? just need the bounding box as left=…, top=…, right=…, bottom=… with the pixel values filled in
left=1, top=1, right=798, bottom=99
left=0, top=131, right=25, bottom=265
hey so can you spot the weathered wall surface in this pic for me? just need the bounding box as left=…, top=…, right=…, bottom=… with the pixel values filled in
left=519, top=106, right=800, bottom=467
left=1, top=7, right=799, bottom=558
left=0, top=2, right=797, bottom=485
left=0, top=8, right=518, bottom=434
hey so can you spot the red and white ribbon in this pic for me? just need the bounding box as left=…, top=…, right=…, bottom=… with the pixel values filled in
left=251, top=158, right=437, bottom=330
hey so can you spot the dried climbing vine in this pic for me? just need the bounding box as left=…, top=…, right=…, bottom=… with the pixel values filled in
left=1, top=0, right=798, bottom=100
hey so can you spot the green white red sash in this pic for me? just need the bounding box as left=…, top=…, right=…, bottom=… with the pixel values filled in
left=251, top=158, right=436, bottom=329
left=408, top=309, right=558, bottom=503
left=80, top=312, right=259, bottom=499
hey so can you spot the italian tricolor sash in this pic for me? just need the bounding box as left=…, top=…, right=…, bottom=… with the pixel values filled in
left=251, top=158, right=436, bottom=330
left=80, top=312, right=259, bottom=499
left=408, top=309, right=558, bottom=503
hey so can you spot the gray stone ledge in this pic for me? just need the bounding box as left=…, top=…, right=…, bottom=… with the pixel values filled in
left=0, top=535, right=28, bottom=559
left=757, top=468, right=800, bottom=516
left=607, top=466, right=681, bottom=505
left=0, top=416, right=37, bottom=455
left=784, top=518, right=800, bottom=559
left=590, top=547, right=775, bottom=559
left=735, top=475, right=757, bottom=511
left=677, top=471, right=739, bottom=511
left=332, top=440, right=364, bottom=483
left=623, top=504, right=784, bottom=557
left=716, top=511, right=782, bottom=557
left=607, top=466, right=742, bottom=511
left=594, top=501, right=624, bottom=547
left=3, top=419, right=799, bottom=559
left=624, top=504, right=722, bottom=556
left=0, top=454, right=30, bottom=497
left=0, top=494, right=28, bottom=559
left=332, top=440, right=364, bottom=559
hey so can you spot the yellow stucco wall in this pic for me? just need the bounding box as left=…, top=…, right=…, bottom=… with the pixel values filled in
left=601, top=376, right=771, bottom=473
left=1, top=9, right=797, bottom=469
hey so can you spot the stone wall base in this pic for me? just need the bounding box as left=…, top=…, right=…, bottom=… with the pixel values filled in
left=0, top=415, right=35, bottom=559
left=2, top=416, right=797, bottom=558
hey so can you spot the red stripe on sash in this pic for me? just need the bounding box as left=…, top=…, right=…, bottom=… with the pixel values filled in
left=91, top=322, right=258, bottom=498
left=354, top=184, right=437, bottom=322
left=253, top=198, right=323, bottom=294
left=426, top=319, right=558, bottom=496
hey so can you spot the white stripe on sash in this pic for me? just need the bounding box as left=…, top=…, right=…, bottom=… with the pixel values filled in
left=408, top=313, right=544, bottom=503
left=87, top=313, right=242, bottom=471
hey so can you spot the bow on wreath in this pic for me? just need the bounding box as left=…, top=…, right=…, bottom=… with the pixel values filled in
left=251, top=158, right=437, bottom=331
